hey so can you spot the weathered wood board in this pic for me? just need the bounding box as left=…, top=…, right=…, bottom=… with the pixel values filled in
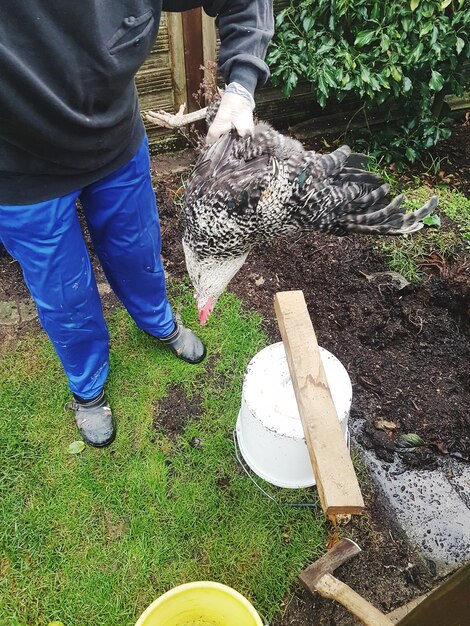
left=274, top=291, right=364, bottom=516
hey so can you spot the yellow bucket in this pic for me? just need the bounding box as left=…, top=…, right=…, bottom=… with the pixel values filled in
left=135, top=581, right=264, bottom=626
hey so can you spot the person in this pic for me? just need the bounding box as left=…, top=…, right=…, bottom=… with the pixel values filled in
left=0, top=1, right=274, bottom=448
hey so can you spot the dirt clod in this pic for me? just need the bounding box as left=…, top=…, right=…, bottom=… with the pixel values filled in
left=153, top=386, right=202, bottom=438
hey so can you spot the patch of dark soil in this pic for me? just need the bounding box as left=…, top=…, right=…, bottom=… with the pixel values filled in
left=153, top=385, right=202, bottom=438
left=155, top=177, right=188, bottom=280
left=155, top=188, right=470, bottom=460
left=428, top=258, right=470, bottom=329
left=216, top=475, right=231, bottom=490
left=0, top=246, right=29, bottom=301
left=0, top=246, right=41, bottom=350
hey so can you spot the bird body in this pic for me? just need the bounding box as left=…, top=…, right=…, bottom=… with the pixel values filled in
left=182, top=121, right=437, bottom=323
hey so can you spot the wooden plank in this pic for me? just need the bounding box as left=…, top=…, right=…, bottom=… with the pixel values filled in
left=446, top=91, right=470, bottom=112
left=201, top=11, right=217, bottom=101
left=274, top=291, right=364, bottom=515
left=387, top=593, right=430, bottom=623
left=139, top=51, right=171, bottom=72
left=135, top=67, right=173, bottom=94
left=395, top=563, right=470, bottom=626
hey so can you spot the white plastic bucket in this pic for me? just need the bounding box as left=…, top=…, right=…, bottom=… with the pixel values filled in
left=236, top=342, right=352, bottom=489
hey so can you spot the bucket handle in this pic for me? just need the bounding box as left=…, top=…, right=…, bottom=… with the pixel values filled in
left=232, top=429, right=318, bottom=510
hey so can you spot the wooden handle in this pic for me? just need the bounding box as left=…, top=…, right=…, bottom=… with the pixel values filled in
left=315, top=574, right=394, bottom=626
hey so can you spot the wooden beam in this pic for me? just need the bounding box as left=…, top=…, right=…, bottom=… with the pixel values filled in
left=181, top=8, right=204, bottom=113
left=274, top=291, right=364, bottom=515
left=387, top=594, right=430, bottom=623
left=166, top=12, right=187, bottom=111
left=395, top=563, right=470, bottom=626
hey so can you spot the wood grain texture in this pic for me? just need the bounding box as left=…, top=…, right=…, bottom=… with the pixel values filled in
left=274, top=291, right=364, bottom=515
left=137, top=12, right=179, bottom=145
left=167, top=12, right=187, bottom=110
left=395, top=563, right=470, bottom=626
left=182, top=8, right=204, bottom=113
left=387, top=594, right=430, bottom=623
left=201, top=11, right=217, bottom=101
left=315, top=574, right=394, bottom=626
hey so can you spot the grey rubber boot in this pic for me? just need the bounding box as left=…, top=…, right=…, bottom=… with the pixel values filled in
left=158, top=322, right=206, bottom=364
left=65, top=390, right=116, bottom=448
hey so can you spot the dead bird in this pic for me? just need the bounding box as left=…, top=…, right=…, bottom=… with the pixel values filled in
left=148, top=104, right=437, bottom=324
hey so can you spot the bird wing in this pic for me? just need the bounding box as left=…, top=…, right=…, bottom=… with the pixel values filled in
left=183, top=133, right=284, bottom=258
left=184, top=130, right=436, bottom=259
left=185, top=133, right=272, bottom=206
left=279, top=145, right=437, bottom=236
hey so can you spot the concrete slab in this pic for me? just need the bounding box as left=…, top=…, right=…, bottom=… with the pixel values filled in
left=443, top=463, right=470, bottom=509
left=18, top=300, right=37, bottom=322
left=0, top=301, right=20, bottom=325
left=0, top=299, right=37, bottom=325
left=352, top=420, right=470, bottom=577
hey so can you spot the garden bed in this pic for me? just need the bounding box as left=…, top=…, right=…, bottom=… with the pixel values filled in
left=0, top=120, right=468, bottom=624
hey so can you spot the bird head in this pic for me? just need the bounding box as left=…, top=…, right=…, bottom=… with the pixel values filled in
left=183, top=239, right=248, bottom=325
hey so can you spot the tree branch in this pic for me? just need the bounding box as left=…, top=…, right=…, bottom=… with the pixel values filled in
left=146, top=104, right=207, bottom=129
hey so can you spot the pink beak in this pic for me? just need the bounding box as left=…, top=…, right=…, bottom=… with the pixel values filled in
left=198, top=297, right=214, bottom=325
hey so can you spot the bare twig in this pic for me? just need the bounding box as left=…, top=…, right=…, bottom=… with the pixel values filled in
left=146, top=104, right=208, bottom=129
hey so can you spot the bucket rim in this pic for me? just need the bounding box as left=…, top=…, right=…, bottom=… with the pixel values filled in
left=135, top=580, right=264, bottom=625
left=242, top=343, right=352, bottom=437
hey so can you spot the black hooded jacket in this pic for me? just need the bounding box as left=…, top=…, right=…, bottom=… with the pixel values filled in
left=0, top=1, right=274, bottom=204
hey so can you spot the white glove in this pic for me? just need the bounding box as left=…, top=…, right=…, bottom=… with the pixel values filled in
left=205, top=82, right=255, bottom=145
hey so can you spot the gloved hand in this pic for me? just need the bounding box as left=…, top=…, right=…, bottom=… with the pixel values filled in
left=206, top=82, right=255, bottom=145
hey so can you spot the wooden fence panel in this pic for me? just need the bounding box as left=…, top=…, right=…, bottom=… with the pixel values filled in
left=137, top=13, right=185, bottom=150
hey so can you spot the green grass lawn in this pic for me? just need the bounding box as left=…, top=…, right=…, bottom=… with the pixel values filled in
left=379, top=184, right=470, bottom=282
left=367, top=155, right=470, bottom=282
left=0, top=286, right=326, bottom=626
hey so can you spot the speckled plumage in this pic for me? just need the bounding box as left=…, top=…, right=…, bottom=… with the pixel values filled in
left=182, top=121, right=438, bottom=321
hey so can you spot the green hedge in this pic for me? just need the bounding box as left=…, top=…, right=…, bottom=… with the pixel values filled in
left=268, top=0, right=470, bottom=165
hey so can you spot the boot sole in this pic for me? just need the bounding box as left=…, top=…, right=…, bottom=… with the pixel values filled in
left=81, top=428, right=116, bottom=448
left=174, top=344, right=207, bottom=364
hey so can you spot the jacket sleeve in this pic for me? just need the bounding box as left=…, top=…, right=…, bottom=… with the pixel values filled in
left=204, top=0, right=274, bottom=96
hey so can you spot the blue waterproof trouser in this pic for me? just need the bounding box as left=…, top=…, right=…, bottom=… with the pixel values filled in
left=0, top=137, right=174, bottom=399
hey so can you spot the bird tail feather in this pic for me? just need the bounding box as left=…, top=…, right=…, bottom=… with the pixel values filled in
left=294, top=145, right=438, bottom=236
left=339, top=195, right=438, bottom=235
left=344, top=152, right=369, bottom=169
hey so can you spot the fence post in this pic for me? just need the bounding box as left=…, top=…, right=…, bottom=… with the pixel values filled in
left=181, top=8, right=204, bottom=112
left=167, top=13, right=187, bottom=112
left=202, top=12, right=217, bottom=102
